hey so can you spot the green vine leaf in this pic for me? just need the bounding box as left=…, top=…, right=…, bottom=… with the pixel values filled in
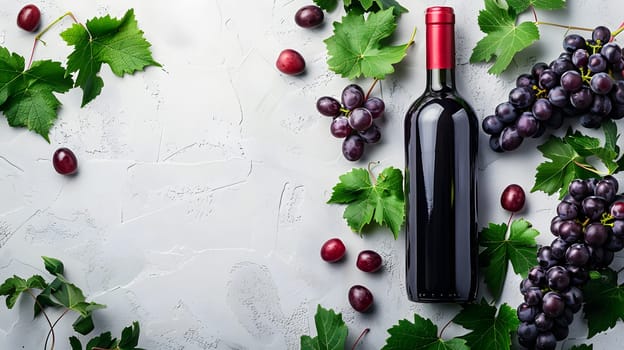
left=479, top=219, right=539, bottom=300
left=0, top=275, right=47, bottom=308
left=300, top=305, right=348, bottom=350
left=471, top=0, right=540, bottom=75
left=313, top=0, right=339, bottom=11
left=507, top=0, right=566, bottom=13
left=570, top=345, right=593, bottom=350
left=0, top=47, right=73, bottom=141
left=60, top=8, right=160, bottom=106
left=344, top=0, right=408, bottom=16
left=324, top=8, right=411, bottom=80
left=582, top=268, right=624, bottom=338
left=382, top=314, right=469, bottom=350
left=452, top=300, right=519, bottom=350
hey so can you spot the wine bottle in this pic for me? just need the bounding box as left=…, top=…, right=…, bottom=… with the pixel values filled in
left=404, top=6, right=478, bottom=303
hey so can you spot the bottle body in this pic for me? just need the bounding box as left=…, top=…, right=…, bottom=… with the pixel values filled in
left=404, top=7, right=478, bottom=303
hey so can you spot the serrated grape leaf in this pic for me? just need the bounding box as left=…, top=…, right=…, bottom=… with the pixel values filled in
left=532, top=128, right=619, bottom=198
left=328, top=167, right=405, bottom=238
left=73, top=314, right=95, bottom=335
left=582, top=268, right=624, bottom=338
left=314, top=0, right=338, bottom=11
left=34, top=277, right=62, bottom=316
left=382, top=313, right=469, bottom=350
left=42, top=256, right=64, bottom=276
left=300, top=305, right=348, bottom=350
left=69, top=336, right=82, bottom=350
left=570, top=345, right=593, bottom=350
left=471, top=0, right=539, bottom=75
left=507, top=0, right=566, bottom=13
left=60, top=9, right=160, bottom=107
left=0, top=47, right=74, bottom=141
left=344, top=0, right=408, bottom=16
left=118, top=322, right=143, bottom=349
left=479, top=219, right=539, bottom=300
left=0, top=275, right=47, bottom=308
left=452, top=300, right=519, bottom=350
left=324, top=9, right=410, bottom=80
left=86, top=332, right=116, bottom=350
left=51, top=276, right=106, bottom=317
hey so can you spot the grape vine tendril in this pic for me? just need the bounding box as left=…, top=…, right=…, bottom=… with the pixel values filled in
left=351, top=328, right=370, bottom=350
left=27, top=11, right=83, bottom=69
left=26, top=289, right=56, bottom=350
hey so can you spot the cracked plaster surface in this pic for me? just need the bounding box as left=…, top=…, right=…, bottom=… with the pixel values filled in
left=0, top=0, right=623, bottom=349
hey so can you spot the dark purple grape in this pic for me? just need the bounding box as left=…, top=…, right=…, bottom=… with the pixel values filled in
left=552, top=324, right=569, bottom=341
left=604, top=175, right=620, bottom=192
left=568, top=179, right=590, bottom=201
left=317, top=96, right=342, bottom=117
left=489, top=135, right=504, bottom=153
left=582, top=196, right=607, bottom=220
left=53, top=148, right=78, bottom=175
left=518, top=322, right=539, bottom=343
left=320, top=238, right=346, bottom=262
left=550, top=57, right=575, bottom=76
left=590, top=246, right=614, bottom=267
left=501, top=184, right=525, bottom=212
left=570, top=87, right=594, bottom=109
left=17, top=4, right=41, bottom=32
left=586, top=178, right=598, bottom=193
left=562, top=193, right=581, bottom=206
left=341, top=84, right=365, bottom=110
left=560, top=52, right=572, bottom=60
left=539, top=69, right=559, bottom=90
left=559, top=220, right=583, bottom=243
left=537, top=246, right=557, bottom=269
left=533, top=122, right=546, bottom=138
left=605, top=234, right=624, bottom=252
left=294, top=5, right=324, bottom=28
left=595, top=179, right=616, bottom=202
left=548, top=86, right=569, bottom=108
left=611, top=201, right=624, bottom=219
left=342, top=134, right=365, bottom=161
left=524, top=287, right=543, bottom=305
left=613, top=220, right=624, bottom=237
left=563, top=34, right=587, bottom=52
left=584, top=223, right=609, bottom=247
left=536, top=332, right=557, bottom=350
left=572, top=49, right=589, bottom=68
left=330, top=117, right=352, bottom=138
left=535, top=313, right=554, bottom=331
left=561, top=286, right=583, bottom=313
left=580, top=113, right=603, bottom=128
left=612, top=80, right=624, bottom=104
left=495, top=102, right=519, bottom=123
left=590, top=95, right=613, bottom=115
left=532, top=98, right=553, bottom=121
left=557, top=200, right=578, bottom=220
left=551, top=217, right=564, bottom=236
left=588, top=54, right=608, bottom=73
left=560, top=70, right=583, bottom=93
left=601, top=43, right=622, bottom=63
left=545, top=109, right=564, bottom=129
left=566, top=243, right=590, bottom=266
left=356, top=250, right=382, bottom=272
left=517, top=73, right=534, bottom=87
left=363, top=97, right=385, bottom=119
left=516, top=112, right=539, bottom=137
left=528, top=266, right=546, bottom=286
left=348, top=285, right=373, bottom=312
left=359, top=124, right=381, bottom=144
left=520, top=278, right=538, bottom=293
left=517, top=303, right=538, bottom=323
left=551, top=238, right=569, bottom=260
left=590, top=72, right=614, bottom=95
left=609, top=102, right=624, bottom=120
left=567, top=265, right=589, bottom=286
left=543, top=291, right=566, bottom=318
left=547, top=266, right=570, bottom=291
left=482, top=115, right=505, bottom=135
left=592, top=26, right=611, bottom=44
left=509, top=86, right=535, bottom=108
left=499, top=126, right=523, bottom=151
left=348, top=108, right=373, bottom=131
left=532, top=62, right=550, bottom=79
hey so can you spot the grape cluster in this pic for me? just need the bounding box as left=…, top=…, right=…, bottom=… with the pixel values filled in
left=317, top=84, right=385, bottom=161
left=517, top=175, right=623, bottom=349
left=483, top=26, right=624, bottom=152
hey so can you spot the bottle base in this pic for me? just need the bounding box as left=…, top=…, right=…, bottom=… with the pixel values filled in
left=408, top=292, right=475, bottom=303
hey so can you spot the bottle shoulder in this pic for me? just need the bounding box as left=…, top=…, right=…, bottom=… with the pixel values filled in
left=406, top=90, right=477, bottom=120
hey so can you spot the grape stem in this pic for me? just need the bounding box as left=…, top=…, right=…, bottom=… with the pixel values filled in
left=367, top=161, right=380, bottom=185
left=364, top=79, right=380, bottom=101
left=438, top=318, right=453, bottom=339
left=506, top=212, right=515, bottom=233
left=27, top=11, right=84, bottom=69
left=534, top=21, right=594, bottom=32
left=43, top=308, right=69, bottom=350
left=530, top=6, right=538, bottom=23
left=612, top=24, right=624, bottom=39
left=573, top=160, right=608, bottom=176
left=351, top=328, right=370, bottom=350
left=26, top=290, right=56, bottom=350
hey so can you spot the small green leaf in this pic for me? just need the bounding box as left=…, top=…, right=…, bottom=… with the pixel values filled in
left=69, top=336, right=82, bottom=350
left=453, top=300, right=519, bottom=350
left=0, top=275, right=28, bottom=308
left=119, top=321, right=143, bottom=349
left=582, top=268, right=624, bottom=338
left=34, top=277, right=63, bottom=316
left=300, top=305, right=348, bottom=350
left=42, top=256, right=64, bottom=276
left=73, top=314, right=95, bottom=335
left=382, top=313, right=469, bottom=350
left=85, top=331, right=116, bottom=350
left=324, top=9, right=411, bottom=79
left=479, top=219, right=539, bottom=300
left=314, top=0, right=338, bottom=11
left=344, top=0, right=409, bottom=16
left=26, top=275, right=48, bottom=290
left=51, top=276, right=106, bottom=317
left=328, top=167, right=405, bottom=238
left=570, top=345, right=593, bottom=350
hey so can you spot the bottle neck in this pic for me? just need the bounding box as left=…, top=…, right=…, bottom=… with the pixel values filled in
left=427, top=68, right=455, bottom=92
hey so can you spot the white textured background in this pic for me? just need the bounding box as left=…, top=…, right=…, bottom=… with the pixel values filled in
left=1, top=0, right=624, bottom=349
